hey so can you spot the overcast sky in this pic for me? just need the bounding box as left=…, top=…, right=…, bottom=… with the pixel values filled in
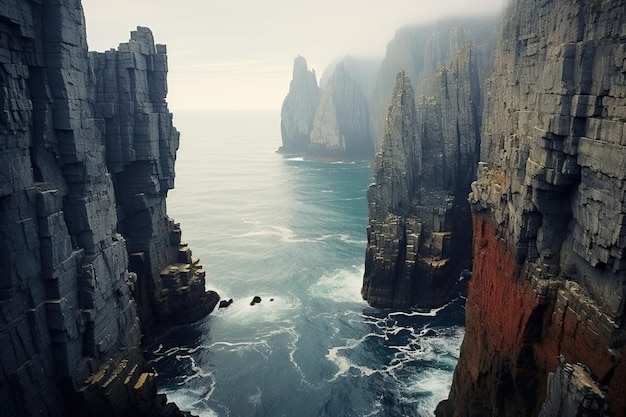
left=82, top=0, right=506, bottom=112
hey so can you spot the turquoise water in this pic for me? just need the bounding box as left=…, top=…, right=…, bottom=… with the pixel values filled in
left=152, top=110, right=464, bottom=417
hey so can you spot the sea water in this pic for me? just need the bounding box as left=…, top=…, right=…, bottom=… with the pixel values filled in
left=150, top=110, right=465, bottom=417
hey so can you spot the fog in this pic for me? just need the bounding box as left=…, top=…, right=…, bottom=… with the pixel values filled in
left=82, top=0, right=506, bottom=112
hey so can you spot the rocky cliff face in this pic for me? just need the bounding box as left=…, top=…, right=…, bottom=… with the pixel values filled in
left=437, top=0, right=626, bottom=415
left=90, top=27, right=218, bottom=340
left=0, top=1, right=216, bottom=416
left=362, top=42, right=484, bottom=309
left=369, top=18, right=496, bottom=147
left=308, top=63, right=373, bottom=159
left=279, top=56, right=321, bottom=154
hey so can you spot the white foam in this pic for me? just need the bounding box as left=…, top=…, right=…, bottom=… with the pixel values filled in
left=248, top=387, right=262, bottom=407
left=388, top=298, right=457, bottom=319
left=160, top=389, right=219, bottom=417
left=326, top=342, right=378, bottom=381
left=234, top=224, right=313, bottom=243
left=214, top=294, right=302, bottom=326
left=308, top=265, right=367, bottom=304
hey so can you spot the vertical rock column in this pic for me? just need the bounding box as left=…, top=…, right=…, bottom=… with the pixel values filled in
left=1, top=2, right=211, bottom=416
left=279, top=56, right=321, bottom=154
left=90, top=27, right=219, bottom=339
left=362, top=42, right=484, bottom=310
left=0, top=1, right=164, bottom=415
left=362, top=70, right=423, bottom=308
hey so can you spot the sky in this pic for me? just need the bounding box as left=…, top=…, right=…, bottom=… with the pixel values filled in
left=82, top=0, right=506, bottom=112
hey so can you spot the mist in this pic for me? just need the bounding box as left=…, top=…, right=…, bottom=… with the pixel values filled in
left=82, top=0, right=506, bottom=111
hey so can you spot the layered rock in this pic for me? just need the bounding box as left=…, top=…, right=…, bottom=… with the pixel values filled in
left=438, top=0, right=626, bottom=415
left=362, top=41, right=484, bottom=309
left=0, top=2, right=215, bottom=416
left=90, top=27, right=218, bottom=339
left=308, top=63, right=373, bottom=159
left=362, top=71, right=422, bottom=307
left=278, top=56, right=321, bottom=154
left=319, top=55, right=379, bottom=99
left=369, top=18, right=496, bottom=148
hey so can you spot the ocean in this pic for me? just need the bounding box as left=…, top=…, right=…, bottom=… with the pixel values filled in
left=151, top=110, right=465, bottom=417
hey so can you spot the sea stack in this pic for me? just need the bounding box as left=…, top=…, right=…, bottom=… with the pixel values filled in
left=279, top=56, right=321, bottom=154
left=362, top=70, right=423, bottom=308
left=362, top=38, right=485, bottom=310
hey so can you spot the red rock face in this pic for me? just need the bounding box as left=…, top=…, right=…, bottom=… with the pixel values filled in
left=443, top=212, right=626, bottom=417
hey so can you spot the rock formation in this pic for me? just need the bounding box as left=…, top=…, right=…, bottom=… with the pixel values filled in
left=369, top=18, right=496, bottom=148
left=0, top=1, right=216, bottom=416
left=279, top=56, right=321, bottom=154
left=437, top=0, right=626, bottom=415
left=362, top=41, right=485, bottom=309
left=90, top=27, right=218, bottom=339
left=319, top=55, right=379, bottom=99
left=308, top=63, right=373, bottom=159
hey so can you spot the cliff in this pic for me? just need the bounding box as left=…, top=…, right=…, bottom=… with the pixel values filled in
left=90, top=27, right=218, bottom=340
left=319, top=55, right=379, bottom=98
left=0, top=1, right=216, bottom=416
left=362, top=42, right=485, bottom=309
left=308, top=63, right=373, bottom=159
left=437, top=0, right=626, bottom=416
left=369, top=18, right=496, bottom=147
left=279, top=56, right=321, bottom=154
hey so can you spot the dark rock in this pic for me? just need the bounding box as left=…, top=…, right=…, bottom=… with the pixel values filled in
left=362, top=39, right=484, bottom=310
left=219, top=299, right=233, bottom=309
left=369, top=17, right=497, bottom=147
left=250, top=296, right=262, bottom=306
left=0, top=3, right=216, bottom=416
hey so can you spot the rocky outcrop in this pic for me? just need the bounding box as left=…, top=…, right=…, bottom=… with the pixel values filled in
left=279, top=56, right=321, bottom=154
left=362, top=71, right=422, bottom=307
left=362, top=40, right=485, bottom=309
left=308, top=63, right=373, bottom=159
left=90, top=27, right=218, bottom=339
left=438, top=0, right=626, bottom=416
left=369, top=18, right=496, bottom=148
left=0, top=2, right=215, bottom=416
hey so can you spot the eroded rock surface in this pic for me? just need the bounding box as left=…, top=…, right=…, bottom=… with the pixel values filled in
left=0, top=2, right=215, bottom=416
left=362, top=41, right=485, bottom=310
left=369, top=18, right=496, bottom=147
left=308, top=63, right=373, bottom=159
left=90, top=27, right=218, bottom=339
left=279, top=56, right=321, bottom=154
left=438, top=0, right=626, bottom=415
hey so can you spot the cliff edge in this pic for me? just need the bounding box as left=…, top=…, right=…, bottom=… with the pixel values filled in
left=438, top=0, right=626, bottom=415
left=0, top=1, right=217, bottom=416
